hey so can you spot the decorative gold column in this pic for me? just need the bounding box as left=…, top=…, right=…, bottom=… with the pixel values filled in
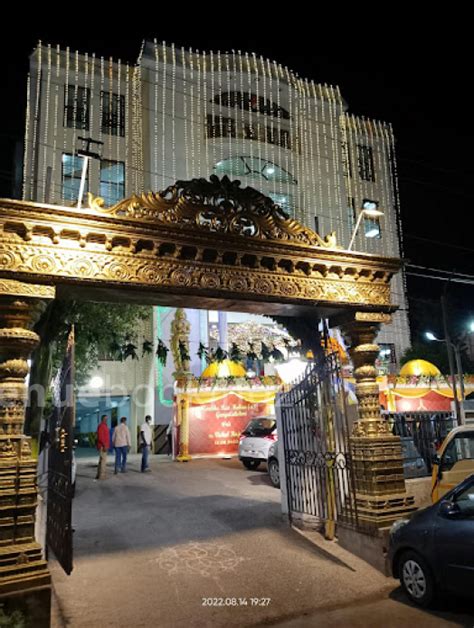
left=176, top=395, right=191, bottom=462
left=342, top=312, right=416, bottom=527
left=0, top=279, right=54, bottom=599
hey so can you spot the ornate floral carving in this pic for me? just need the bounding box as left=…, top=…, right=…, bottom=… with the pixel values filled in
left=88, top=176, right=338, bottom=248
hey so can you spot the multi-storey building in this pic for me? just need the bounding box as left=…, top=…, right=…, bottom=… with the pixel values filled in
left=23, top=41, right=410, bottom=437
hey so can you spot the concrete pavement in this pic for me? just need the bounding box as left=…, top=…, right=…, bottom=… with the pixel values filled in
left=50, top=456, right=474, bottom=627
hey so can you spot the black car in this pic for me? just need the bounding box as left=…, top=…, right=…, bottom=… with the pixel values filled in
left=389, top=473, right=474, bottom=607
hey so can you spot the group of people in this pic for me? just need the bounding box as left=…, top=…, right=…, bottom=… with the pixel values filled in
left=96, top=415, right=153, bottom=480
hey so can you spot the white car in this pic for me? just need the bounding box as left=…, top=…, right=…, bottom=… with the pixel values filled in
left=267, top=441, right=280, bottom=488
left=238, top=416, right=277, bottom=470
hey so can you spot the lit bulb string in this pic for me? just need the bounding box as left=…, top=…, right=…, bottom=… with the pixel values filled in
left=41, top=44, right=52, bottom=202
left=22, top=72, right=31, bottom=199
left=181, top=47, right=189, bottom=180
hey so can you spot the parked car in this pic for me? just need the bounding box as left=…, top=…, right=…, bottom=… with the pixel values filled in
left=431, top=425, right=474, bottom=502
left=389, top=473, right=474, bottom=606
left=267, top=441, right=280, bottom=488
left=400, top=436, right=428, bottom=478
left=238, top=416, right=277, bottom=470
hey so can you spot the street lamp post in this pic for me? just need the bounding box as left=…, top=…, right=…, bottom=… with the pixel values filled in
left=347, top=200, right=384, bottom=251
left=425, top=331, right=464, bottom=423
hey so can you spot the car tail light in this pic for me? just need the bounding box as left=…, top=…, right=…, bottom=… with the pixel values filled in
left=264, top=433, right=277, bottom=441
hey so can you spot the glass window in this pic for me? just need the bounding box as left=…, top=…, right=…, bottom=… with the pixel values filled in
left=442, top=432, right=474, bottom=471
left=64, top=85, right=90, bottom=130
left=364, top=216, right=382, bottom=239
left=243, top=418, right=276, bottom=437
left=101, top=92, right=125, bottom=137
left=454, top=481, right=474, bottom=516
left=269, top=192, right=294, bottom=215
left=62, top=154, right=87, bottom=202
left=100, top=160, right=125, bottom=206
left=214, top=157, right=296, bottom=185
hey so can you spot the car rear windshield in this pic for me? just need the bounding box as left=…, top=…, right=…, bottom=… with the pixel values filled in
left=243, top=418, right=276, bottom=437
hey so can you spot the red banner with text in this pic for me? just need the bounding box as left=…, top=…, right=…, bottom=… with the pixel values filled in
left=188, top=392, right=273, bottom=455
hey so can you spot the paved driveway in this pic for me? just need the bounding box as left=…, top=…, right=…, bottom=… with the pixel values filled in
left=50, top=456, right=472, bottom=627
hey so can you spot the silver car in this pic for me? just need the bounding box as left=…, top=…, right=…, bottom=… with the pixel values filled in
left=267, top=440, right=280, bottom=488
left=238, top=416, right=277, bottom=470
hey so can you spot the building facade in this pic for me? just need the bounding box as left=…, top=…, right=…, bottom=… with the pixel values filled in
left=23, top=41, right=410, bottom=435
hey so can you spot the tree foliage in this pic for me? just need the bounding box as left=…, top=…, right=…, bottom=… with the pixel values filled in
left=26, top=299, right=150, bottom=435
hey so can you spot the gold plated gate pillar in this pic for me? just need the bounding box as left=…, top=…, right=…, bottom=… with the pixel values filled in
left=341, top=312, right=416, bottom=527
left=0, top=279, right=54, bottom=606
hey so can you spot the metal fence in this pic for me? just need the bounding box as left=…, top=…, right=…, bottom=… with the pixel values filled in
left=383, top=411, right=457, bottom=475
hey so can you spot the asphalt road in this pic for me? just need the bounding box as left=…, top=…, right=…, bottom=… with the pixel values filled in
left=50, top=455, right=474, bottom=627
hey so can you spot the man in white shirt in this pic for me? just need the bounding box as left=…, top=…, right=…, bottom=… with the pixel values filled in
left=140, top=415, right=153, bottom=472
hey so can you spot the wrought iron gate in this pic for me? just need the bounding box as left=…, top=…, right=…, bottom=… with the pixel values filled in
left=278, top=353, right=357, bottom=538
left=46, top=328, right=75, bottom=574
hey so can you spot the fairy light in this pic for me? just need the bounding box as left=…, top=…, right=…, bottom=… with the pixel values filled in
left=30, top=42, right=42, bottom=201
left=279, top=64, right=292, bottom=215
left=252, top=53, right=262, bottom=177
left=202, top=50, right=209, bottom=175
left=181, top=47, right=189, bottom=180
left=216, top=49, right=223, bottom=166
left=306, top=79, right=315, bottom=226
left=225, top=51, right=231, bottom=173
left=116, top=57, right=122, bottom=200
left=330, top=86, right=344, bottom=236
left=287, top=66, right=299, bottom=219
left=292, top=73, right=303, bottom=224
left=272, top=60, right=281, bottom=201
left=210, top=50, right=216, bottom=164
left=171, top=43, right=176, bottom=183
left=161, top=42, right=167, bottom=190
left=301, top=79, right=312, bottom=226
left=40, top=44, right=51, bottom=202
left=190, top=48, right=196, bottom=179
left=238, top=51, right=246, bottom=175
left=196, top=50, right=202, bottom=178
left=245, top=52, right=254, bottom=172
left=340, top=111, right=352, bottom=235
left=23, top=72, right=31, bottom=199
left=189, top=48, right=200, bottom=177
left=125, top=61, right=130, bottom=196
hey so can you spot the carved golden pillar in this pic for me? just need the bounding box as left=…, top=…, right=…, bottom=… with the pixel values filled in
left=0, top=279, right=54, bottom=604
left=176, top=395, right=191, bottom=462
left=341, top=312, right=416, bottom=528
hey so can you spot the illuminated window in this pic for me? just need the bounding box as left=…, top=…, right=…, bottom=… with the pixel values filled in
left=364, top=216, right=382, bottom=239
left=100, top=160, right=125, bottom=206
left=62, top=153, right=87, bottom=202
left=214, top=157, right=296, bottom=185
left=64, top=85, right=90, bottom=130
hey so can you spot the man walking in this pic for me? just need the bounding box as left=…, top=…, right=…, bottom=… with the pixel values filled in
left=113, top=416, right=131, bottom=474
left=140, top=415, right=153, bottom=472
left=96, top=415, right=110, bottom=480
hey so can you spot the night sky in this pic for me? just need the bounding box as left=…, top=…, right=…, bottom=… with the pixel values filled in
left=1, top=27, right=472, bottom=340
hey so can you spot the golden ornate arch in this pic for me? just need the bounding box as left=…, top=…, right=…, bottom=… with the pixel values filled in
left=0, top=177, right=414, bottom=611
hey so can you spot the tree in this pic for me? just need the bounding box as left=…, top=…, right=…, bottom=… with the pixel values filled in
left=25, top=299, right=150, bottom=436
